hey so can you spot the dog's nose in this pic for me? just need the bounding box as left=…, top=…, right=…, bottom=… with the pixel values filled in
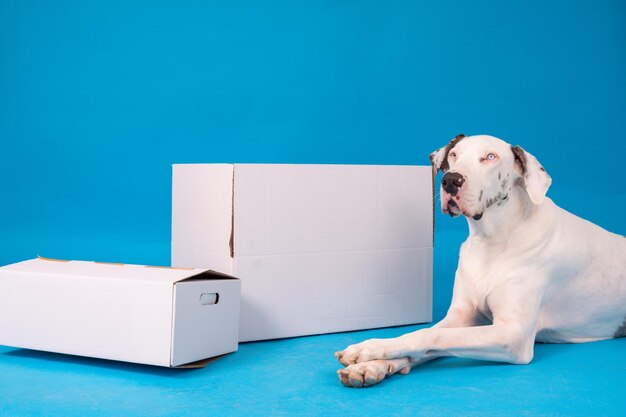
left=441, top=172, right=465, bottom=195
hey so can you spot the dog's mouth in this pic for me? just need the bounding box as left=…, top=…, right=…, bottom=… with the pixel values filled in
left=443, top=193, right=483, bottom=221
left=447, top=199, right=462, bottom=216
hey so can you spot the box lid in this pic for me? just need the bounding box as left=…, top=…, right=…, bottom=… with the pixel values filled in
left=0, top=257, right=212, bottom=284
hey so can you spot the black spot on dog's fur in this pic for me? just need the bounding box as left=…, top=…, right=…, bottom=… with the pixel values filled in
left=498, top=172, right=501, bottom=180
left=511, top=145, right=527, bottom=175
left=479, top=190, right=483, bottom=202
left=431, top=133, right=466, bottom=172
left=484, top=191, right=508, bottom=209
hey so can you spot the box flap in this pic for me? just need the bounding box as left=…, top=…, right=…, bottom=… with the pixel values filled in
left=0, top=258, right=210, bottom=284
left=171, top=241, right=233, bottom=275
left=172, top=164, right=234, bottom=259
left=170, top=277, right=240, bottom=366
left=232, top=164, right=433, bottom=257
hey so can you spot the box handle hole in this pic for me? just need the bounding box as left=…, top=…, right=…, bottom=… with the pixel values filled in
left=199, top=293, right=219, bottom=305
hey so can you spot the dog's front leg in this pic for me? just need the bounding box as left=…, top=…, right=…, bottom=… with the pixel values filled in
left=409, top=321, right=536, bottom=364
left=338, top=319, right=537, bottom=377
left=338, top=285, right=541, bottom=367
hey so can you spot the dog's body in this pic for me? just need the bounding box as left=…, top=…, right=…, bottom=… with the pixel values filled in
left=336, top=135, right=626, bottom=388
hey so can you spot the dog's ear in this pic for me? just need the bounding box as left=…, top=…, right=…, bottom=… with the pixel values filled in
left=430, top=134, right=466, bottom=173
left=511, top=145, right=552, bottom=204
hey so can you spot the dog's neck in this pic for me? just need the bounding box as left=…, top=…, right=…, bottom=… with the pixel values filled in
left=466, top=185, right=537, bottom=240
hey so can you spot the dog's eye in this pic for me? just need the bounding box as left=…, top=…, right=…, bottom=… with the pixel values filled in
left=450, top=152, right=456, bottom=158
left=486, top=153, right=497, bottom=161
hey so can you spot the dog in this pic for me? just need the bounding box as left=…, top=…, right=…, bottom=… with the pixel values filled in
left=335, top=134, right=626, bottom=388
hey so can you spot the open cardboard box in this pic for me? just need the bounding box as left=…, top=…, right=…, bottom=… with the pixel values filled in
left=0, top=257, right=240, bottom=368
left=172, top=164, right=433, bottom=342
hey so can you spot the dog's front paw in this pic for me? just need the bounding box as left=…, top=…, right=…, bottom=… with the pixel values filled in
left=335, top=338, right=391, bottom=366
left=336, top=358, right=411, bottom=388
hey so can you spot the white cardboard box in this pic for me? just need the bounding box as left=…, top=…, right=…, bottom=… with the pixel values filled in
left=0, top=257, right=240, bottom=368
left=172, top=164, right=433, bottom=342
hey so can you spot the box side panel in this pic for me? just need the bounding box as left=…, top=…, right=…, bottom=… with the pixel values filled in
left=379, top=166, right=433, bottom=250
left=234, top=164, right=432, bottom=257
left=171, top=279, right=240, bottom=366
left=172, top=164, right=233, bottom=258
left=172, top=241, right=233, bottom=275
left=0, top=272, right=173, bottom=366
left=234, top=248, right=432, bottom=342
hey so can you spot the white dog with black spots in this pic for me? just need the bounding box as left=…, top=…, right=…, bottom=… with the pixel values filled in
left=336, top=134, right=626, bottom=388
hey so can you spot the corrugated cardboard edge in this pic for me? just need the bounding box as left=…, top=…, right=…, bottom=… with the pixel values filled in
left=229, top=165, right=235, bottom=258
left=431, top=164, right=436, bottom=245
left=172, top=354, right=227, bottom=369
left=37, top=256, right=196, bottom=271
left=36, top=255, right=70, bottom=262
left=199, top=269, right=239, bottom=280
left=145, top=265, right=194, bottom=271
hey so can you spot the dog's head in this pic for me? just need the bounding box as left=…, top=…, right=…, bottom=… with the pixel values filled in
left=430, top=134, right=551, bottom=220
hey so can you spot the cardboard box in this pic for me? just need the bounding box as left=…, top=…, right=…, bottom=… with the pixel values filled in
left=0, top=257, right=240, bottom=368
left=172, top=164, right=433, bottom=342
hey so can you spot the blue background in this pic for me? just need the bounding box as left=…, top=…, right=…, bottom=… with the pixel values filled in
left=1, top=1, right=624, bottom=416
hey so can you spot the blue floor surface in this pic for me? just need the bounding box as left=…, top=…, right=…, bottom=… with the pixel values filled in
left=1, top=330, right=624, bottom=416
left=1, top=230, right=624, bottom=416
